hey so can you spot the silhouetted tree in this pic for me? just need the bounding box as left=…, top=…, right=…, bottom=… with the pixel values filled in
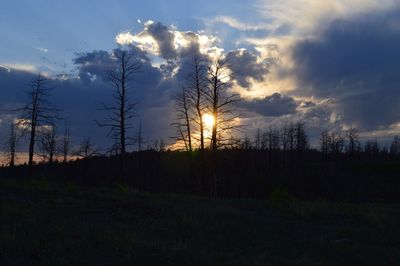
left=61, top=121, right=70, bottom=162
left=75, top=138, right=100, bottom=159
left=3, top=121, right=19, bottom=167
left=390, top=136, right=400, bottom=157
left=365, top=138, right=380, bottom=155
left=38, top=125, right=57, bottom=166
left=254, top=128, right=261, bottom=150
left=346, top=128, right=360, bottom=154
left=17, top=74, right=59, bottom=177
left=172, top=86, right=192, bottom=151
left=205, top=59, right=240, bottom=196
left=295, top=122, right=309, bottom=152
left=320, top=130, right=330, bottom=155
left=240, top=135, right=252, bottom=150
left=97, top=50, right=141, bottom=183
left=186, top=57, right=208, bottom=151
left=137, top=119, right=143, bottom=152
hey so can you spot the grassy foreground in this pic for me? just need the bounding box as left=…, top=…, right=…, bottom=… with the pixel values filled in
left=0, top=179, right=399, bottom=266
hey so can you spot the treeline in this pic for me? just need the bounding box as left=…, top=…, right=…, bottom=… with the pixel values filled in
left=2, top=122, right=400, bottom=202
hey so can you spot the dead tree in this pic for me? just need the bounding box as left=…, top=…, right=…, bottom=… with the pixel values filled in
left=295, top=122, right=309, bottom=152
left=390, top=136, right=400, bottom=157
left=38, top=125, right=57, bottom=165
left=97, top=50, right=141, bottom=183
left=76, top=138, right=100, bottom=159
left=320, top=130, right=330, bottom=155
left=255, top=128, right=261, bottom=150
left=186, top=57, right=208, bottom=151
left=137, top=119, right=143, bottom=152
left=17, top=74, right=59, bottom=177
left=346, top=127, right=360, bottom=156
left=61, top=121, right=70, bottom=162
left=172, top=86, right=192, bottom=151
left=3, top=121, right=19, bottom=167
left=205, top=59, right=240, bottom=196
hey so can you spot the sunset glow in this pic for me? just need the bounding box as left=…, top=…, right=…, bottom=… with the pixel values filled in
left=203, top=113, right=215, bottom=129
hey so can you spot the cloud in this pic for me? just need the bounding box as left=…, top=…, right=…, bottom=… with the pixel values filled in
left=115, top=32, right=135, bottom=46
left=212, top=16, right=271, bottom=31
left=255, top=0, right=396, bottom=36
left=240, top=93, right=298, bottom=117
left=36, top=47, right=49, bottom=53
left=73, top=46, right=152, bottom=83
left=226, top=48, right=276, bottom=88
left=73, top=50, right=115, bottom=83
left=0, top=63, right=38, bottom=73
left=292, top=8, right=400, bottom=130
left=115, top=21, right=223, bottom=61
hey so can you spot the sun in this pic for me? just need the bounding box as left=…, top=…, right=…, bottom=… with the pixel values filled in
left=203, top=113, right=215, bottom=128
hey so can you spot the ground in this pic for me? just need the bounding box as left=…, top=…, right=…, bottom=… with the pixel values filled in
left=0, top=179, right=399, bottom=265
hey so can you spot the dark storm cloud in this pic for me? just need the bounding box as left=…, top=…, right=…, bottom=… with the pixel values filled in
left=74, top=46, right=151, bottom=84
left=73, top=50, right=114, bottom=84
left=147, top=22, right=178, bottom=60
left=240, top=93, right=298, bottom=117
left=226, top=49, right=275, bottom=88
left=292, top=8, right=400, bottom=129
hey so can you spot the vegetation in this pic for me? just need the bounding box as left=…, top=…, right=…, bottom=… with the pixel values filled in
left=1, top=179, right=399, bottom=265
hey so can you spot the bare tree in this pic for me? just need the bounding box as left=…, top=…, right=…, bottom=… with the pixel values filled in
left=61, top=121, right=70, bottom=162
left=346, top=128, right=360, bottom=154
left=206, top=59, right=240, bottom=152
left=390, top=136, right=400, bottom=157
left=137, top=119, right=143, bottom=152
left=76, top=138, right=100, bottom=159
left=3, top=121, right=19, bottom=167
left=330, top=130, right=345, bottom=154
left=365, top=138, right=380, bottom=155
left=262, top=127, right=280, bottom=151
left=97, top=50, right=141, bottom=183
left=38, top=125, right=57, bottom=165
left=320, top=129, right=345, bottom=154
left=281, top=125, right=290, bottom=151
left=186, top=57, right=208, bottom=151
left=295, top=122, right=309, bottom=152
left=254, top=128, right=261, bottom=150
left=205, top=59, right=240, bottom=196
left=172, top=86, right=192, bottom=151
left=17, top=74, right=59, bottom=176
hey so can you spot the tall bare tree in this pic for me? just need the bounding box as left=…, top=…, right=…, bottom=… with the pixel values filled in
left=186, top=57, right=208, bottom=151
left=137, top=119, right=143, bottom=152
left=206, top=59, right=240, bottom=151
left=18, top=74, right=59, bottom=176
left=205, top=59, right=240, bottom=196
left=97, top=50, right=141, bottom=183
left=172, top=86, right=192, bottom=151
left=3, top=121, right=19, bottom=167
left=61, top=121, right=70, bottom=162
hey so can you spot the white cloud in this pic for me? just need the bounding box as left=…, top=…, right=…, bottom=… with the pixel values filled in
left=115, top=32, right=136, bottom=45
left=0, top=63, right=38, bottom=73
left=36, top=47, right=48, bottom=53
left=211, top=16, right=272, bottom=31
left=115, top=21, right=224, bottom=60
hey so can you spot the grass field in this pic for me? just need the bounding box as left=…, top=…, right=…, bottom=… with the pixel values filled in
left=1, top=179, right=399, bottom=265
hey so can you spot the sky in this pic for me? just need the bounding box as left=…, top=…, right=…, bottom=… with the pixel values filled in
left=1, top=0, right=400, bottom=155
